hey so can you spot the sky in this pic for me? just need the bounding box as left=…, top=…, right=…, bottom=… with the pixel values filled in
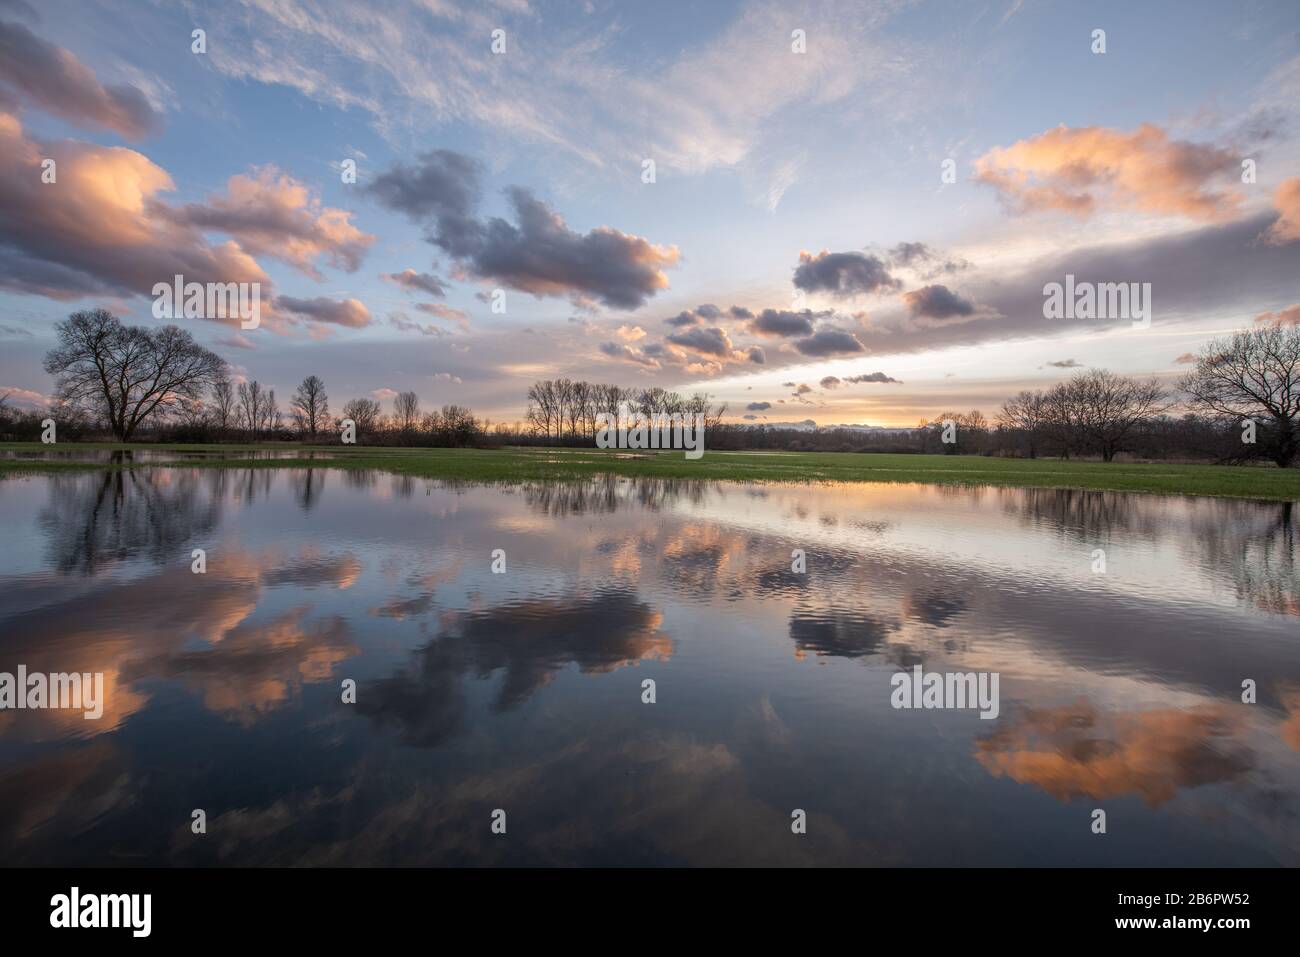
left=1, top=0, right=1299, bottom=427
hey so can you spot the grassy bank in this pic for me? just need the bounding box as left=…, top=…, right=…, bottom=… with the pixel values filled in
left=1, top=442, right=1298, bottom=501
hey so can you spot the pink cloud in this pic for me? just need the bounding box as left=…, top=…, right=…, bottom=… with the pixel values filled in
left=975, top=123, right=1241, bottom=221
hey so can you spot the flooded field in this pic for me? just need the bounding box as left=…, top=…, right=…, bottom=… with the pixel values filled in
left=0, top=465, right=1296, bottom=865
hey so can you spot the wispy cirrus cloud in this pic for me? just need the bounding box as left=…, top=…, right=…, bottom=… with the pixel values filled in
left=205, top=0, right=916, bottom=181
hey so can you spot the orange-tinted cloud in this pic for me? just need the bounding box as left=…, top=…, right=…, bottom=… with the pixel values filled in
left=0, top=544, right=362, bottom=738
left=1262, top=177, right=1300, bottom=244
left=1278, top=685, right=1300, bottom=751
left=975, top=700, right=1250, bottom=806
left=0, top=110, right=270, bottom=310
left=277, top=295, right=372, bottom=328
left=0, top=112, right=375, bottom=337
left=163, top=166, right=374, bottom=278
left=136, top=605, right=356, bottom=725
left=1254, top=302, right=1300, bottom=327
left=974, top=123, right=1241, bottom=221
left=415, top=301, right=469, bottom=330
left=0, top=385, right=49, bottom=408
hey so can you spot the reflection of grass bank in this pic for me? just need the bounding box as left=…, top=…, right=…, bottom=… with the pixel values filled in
left=2, top=442, right=1299, bottom=501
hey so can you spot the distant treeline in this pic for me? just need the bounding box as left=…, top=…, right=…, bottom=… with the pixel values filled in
left=3, top=309, right=1297, bottom=466
left=718, top=409, right=1278, bottom=464
left=522, top=380, right=728, bottom=441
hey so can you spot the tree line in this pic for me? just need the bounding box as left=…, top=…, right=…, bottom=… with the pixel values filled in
left=2, top=309, right=493, bottom=446
left=523, top=380, right=728, bottom=441
left=4, top=307, right=1297, bottom=467
left=197, top=375, right=491, bottom=447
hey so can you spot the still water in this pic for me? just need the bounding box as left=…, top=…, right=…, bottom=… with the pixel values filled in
left=0, top=465, right=1296, bottom=865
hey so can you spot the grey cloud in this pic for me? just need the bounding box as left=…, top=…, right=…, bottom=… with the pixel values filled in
left=793, top=250, right=900, bottom=297
left=665, top=303, right=737, bottom=327
left=0, top=121, right=271, bottom=309
left=277, top=296, right=372, bottom=328
left=366, top=151, right=678, bottom=309
left=794, top=328, right=865, bottom=357
left=746, top=345, right=765, bottom=364
left=845, top=371, right=902, bottom=384
left=364, top=149, right=483, bottom=254
left=746, top=401, right=772, bottom=411
left=749, top=308, right=815, bottom=338
left=888, top=241, right=971, bottom=278
left=854, top=213, right=1300, bottom=357
left=665, top=326, right=733, bottom=358
left=599, top=341, right=658, bottom=367
left=382, top=269, right=449, bottom=298
left=388, top=312, right=451, bottom=338
left=889, top=242, right=930, bottom=266
left=902, top=284, right=976, bottom=320
left=0, top=18, right=159, bottom=138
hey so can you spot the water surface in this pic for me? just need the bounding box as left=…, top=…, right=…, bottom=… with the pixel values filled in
left=0, top=465, right=1297, bottom=865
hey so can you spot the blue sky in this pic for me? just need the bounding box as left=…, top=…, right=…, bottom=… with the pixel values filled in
left=2, top=0, right=1298, bottom=425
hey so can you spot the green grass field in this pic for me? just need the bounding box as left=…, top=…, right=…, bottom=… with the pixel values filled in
left=2, top=442, right=1298, bottom=501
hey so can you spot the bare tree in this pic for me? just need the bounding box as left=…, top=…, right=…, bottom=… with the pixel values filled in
left=176, top=394, right=209, bottom=429
left=998, top=390, right=1048, bottom=458
left=238, top=380, right=266, bottom=440
left=210, top=375, right=235, bottom=434
left=525, top=380, right=723, bottom=444
left=263, top=388, right=281, bottom=436
left=636, top=387, right=672, bottom=417
left=686, top=391, right=728, bottom=429
left=594, top=383, right=626, bottom=425
left=526, top=379, right=558, bottom=440
left=1180, top=326, right=1300, bottom=467
left=291, top=374, right=330, bottom=439
left=439, top=404, right=479, bottom=446
left=554, top=378, right=575, bottom=438
left=43, top=308, right=226, bottom=441
left=342, top=397, right=381, bottom=438
left=394, top=390, right=420, bottom=436
left=568, top=380, right=592, bottom=437
left=1064, top=368, right=1170, bottom=462
left=1040, top=383, right=1080, bottom=458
